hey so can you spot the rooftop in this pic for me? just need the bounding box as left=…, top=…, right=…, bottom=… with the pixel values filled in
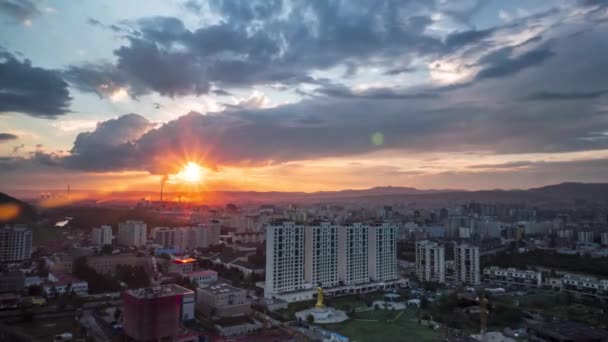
left=126, top=284, right=194, bottom=299
left=181, top=270, right=217, bottom=277
left=201, top=282, right=244, bottom=295
left=170, top=257, right=196, bottom=264
left=49, top=272, right=86, bottom=286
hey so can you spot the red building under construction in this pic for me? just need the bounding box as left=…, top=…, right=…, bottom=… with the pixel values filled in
left=123, top=285, right=190, bottom=341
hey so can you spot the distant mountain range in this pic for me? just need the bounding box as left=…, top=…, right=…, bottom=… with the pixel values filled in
left=4, top=182, right=608, bottom=206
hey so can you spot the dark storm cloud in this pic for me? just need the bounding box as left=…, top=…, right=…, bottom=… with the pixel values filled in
left=316, top=84, right=438, bottom=100
left=0, top=133, right=18, bottom=142
left=87, top=18, right=102, bottom=27
left=65, top=0, right=445, bottom=98
left=0, top=0, right=39, bottom=23
left=71, top=113, right=154, bottom=151
left=383, top=66, right=416, bottom=76
left=53, top=12, right=608, bottom=173
left=0, top=52, right=71, bottom=117
left=212, top=89, right=232, bottom=96
left=523, top=89, right=608, bottom=101
left=58, top=87, right=608, bottom=174
left=475, top=47, right=555, bottom=80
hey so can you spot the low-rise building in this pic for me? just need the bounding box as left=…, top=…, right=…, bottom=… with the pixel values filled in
left=196, top=282, right=251, bottom=318
left=0, top=271, right=25, bottom=293
left=167, top=258, right=196, bottom=274
left=214, top=317, right=261, bottom=337
left=228, top=260, right=265, bottom=277
left=483, top=266, right=542, bottom=287
left=87, top=253, right=149, bottom=275
left=180, top=270, right=218, bottom=287
left=556, top=273, right=608, bottom=298
left=48, top=253, right=74, bottom=273
left=44, top=272, right=88, bottom=297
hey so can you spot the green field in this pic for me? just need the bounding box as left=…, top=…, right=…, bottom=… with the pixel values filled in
left=324, top=308, right=440, bottom=342
left=32, top=224, right=63, bottom=245
left=12, top=316, right=83, bottom=341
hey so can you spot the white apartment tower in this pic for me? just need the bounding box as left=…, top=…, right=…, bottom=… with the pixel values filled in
left=338, top=223, right=369, bottom=285
left=117, top=220, right=147, bottom=247
left=265, top=222, right=305, bottom=297
left=0, top=225, right=32, bottom=262
left=578, top=231, right=594, bottom=244
left=91, top=225, right=113, bottom=246
left=153, top=227, right=174, bottom=248
left=454, top=244, right=480, bottom=285
left=305, top=222, right=339, bottom=288
left=601, top=232, right=608, bottom=246
left=193, top=221, right=220, bottom=248
left=173, top=227, right=194, bottom=251
left=368, top=222, right=398, bottom=281
left=415, top=240, right=445, bottom=283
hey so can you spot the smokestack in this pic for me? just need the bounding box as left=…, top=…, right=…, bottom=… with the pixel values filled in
left=160, top=175, right=168, bottom=203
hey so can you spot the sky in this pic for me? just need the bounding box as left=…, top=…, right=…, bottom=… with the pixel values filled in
left=1, top=0, right=608, bottom=194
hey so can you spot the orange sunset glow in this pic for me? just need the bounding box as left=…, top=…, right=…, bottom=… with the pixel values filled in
left=175, top=162, right=206, bottom=184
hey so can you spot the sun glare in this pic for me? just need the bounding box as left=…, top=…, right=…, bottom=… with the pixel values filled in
left=178, top=162, right=205, bottom=183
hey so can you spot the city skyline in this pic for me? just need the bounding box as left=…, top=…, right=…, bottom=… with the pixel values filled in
left=2, top=0, right=608, bottom=193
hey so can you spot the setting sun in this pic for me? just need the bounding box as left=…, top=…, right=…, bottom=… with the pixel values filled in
left=178, top=162, right=205, bottom=183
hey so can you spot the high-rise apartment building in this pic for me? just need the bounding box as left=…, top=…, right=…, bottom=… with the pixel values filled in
left=117, top=220, right=147, bottom=247
left=369, top=222, right=398, bottom=281
left=305, top=222, right=339, bottom=288
left=415, top=240, right=445, bottom=283
left=0, top=225, right=32, bottom=262
left=153, top=227, right=174, bottom=248
left=152, top=223, right=221, bottom=251
left=193, top=221, right=221, bottom=248
left=578, top=231, right=594, bottom=244
left=265, top=222, right=305, bottom=296
left=338, top=223, right=369, bottom=285
left=265, top=221, right=402, bottom=302
left=601, top=232, right=608, bottom=246
left=91, top=225, right=113, bottom=246
left=173, top=227, right=194, bottom=251
left=454, top=244, right=480, bottom=285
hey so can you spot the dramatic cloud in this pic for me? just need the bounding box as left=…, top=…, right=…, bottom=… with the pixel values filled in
left=0, top=133, right=18, bottom=142
left=0, top=51, right=71, bottom=117
left=65, top=0, right=446, bottom=98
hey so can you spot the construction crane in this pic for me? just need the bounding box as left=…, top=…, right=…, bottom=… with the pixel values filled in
left=150, top=256, right=161, bottom=288
left=480, top=290, right=488, bottom=341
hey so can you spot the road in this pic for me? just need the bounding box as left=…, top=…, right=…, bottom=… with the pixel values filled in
left=81, top=310, right=110, bottom=342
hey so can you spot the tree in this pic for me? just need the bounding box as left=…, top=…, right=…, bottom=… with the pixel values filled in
left=101, top=244, right=113, bottom=255
left=420, top=297, right=429, bottom=309
left=28, top=285, right=43, bottom=297
left=306, top=314, right=315, bottom=324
